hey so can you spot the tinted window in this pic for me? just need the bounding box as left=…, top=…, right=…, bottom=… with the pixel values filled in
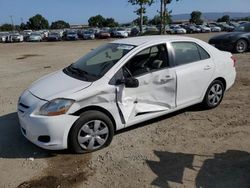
left=124, top=44, right=168, bottom=77
left=172, top=42, right=210, bottom=66
left=197, top=45, right=210, bottom=60
left=172, top=42, right=200, bottom=65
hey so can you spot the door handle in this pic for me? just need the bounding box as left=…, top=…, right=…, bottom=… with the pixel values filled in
left=204, top=65, right=212, bottom=70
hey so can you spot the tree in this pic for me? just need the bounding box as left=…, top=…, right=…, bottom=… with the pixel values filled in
left=103, top=18, right=119, bottom=27
left=51, top=20, right=70, bottom=29
left=128, top=0, right=154, bottom=33
left=0, top=24, right=13, bottom=31
left=217, top=15, right=230, bottom=23
left=133, top=16, right=149, bottom=25
left=149, top=15, right=161, bottom=25
left=190, top=11, right=203, bottom=25
left=159, top=0, right=178, bottom=34
left=20, top=23, right=28, bottom=30
left=26, top=14, right=49, bottom=30
left=88, top=15, right=106, bottom=27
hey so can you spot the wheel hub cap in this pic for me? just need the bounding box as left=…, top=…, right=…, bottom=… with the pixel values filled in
left=77, top=120, right=109, bottom=150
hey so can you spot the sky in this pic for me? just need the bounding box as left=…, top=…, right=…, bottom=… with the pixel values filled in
left=0, top=0, right=249, bottom=25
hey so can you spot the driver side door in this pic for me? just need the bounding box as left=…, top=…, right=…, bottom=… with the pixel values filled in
left=114, top=43, right=177, bottom=126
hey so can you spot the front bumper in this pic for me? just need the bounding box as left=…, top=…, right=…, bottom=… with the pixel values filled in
left=18, top=112, right=78, bottom=150
left=17, top=91, right=79, bottom=150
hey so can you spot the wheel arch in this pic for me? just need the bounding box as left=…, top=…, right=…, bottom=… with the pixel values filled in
left=71, top=105, right=117, bottom=131
left=236, top=37, right=249, bottom=48
left=214, top=77, right=227, bottom=90
left=202, top=77, right=227, bottom=100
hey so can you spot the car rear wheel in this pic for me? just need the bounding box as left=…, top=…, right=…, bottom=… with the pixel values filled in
left=235, top=39, right=248, bottom=53
left=69, top=110, right=114, bottom=153
left=202, top=80, right=225, bottom=109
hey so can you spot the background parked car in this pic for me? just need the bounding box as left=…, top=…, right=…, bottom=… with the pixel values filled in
left=0, top=32, right=9, bottom=42
left=47, top=32, right=62, bottom=41
left=83, top=30, right=95, bottom=40
left=217, top=22, right=235, bottom=32
left=66, top=31, right=78, bottom=40
left=6, top=33, right=24, bottom=43
left=208, top=24, right=222, bottom=32
left=183, top=25, right=201, bottom=33
left=99, top=30, right=111, bottom=39
left=170, top=25, right=187, bottom=34
left=197, top=25, right=211, bottom=33
left=209, top=22, right=250, bottom=53
left=27, top=32, right=42, bottom=42
left=113, top=28, right=129, bottom=38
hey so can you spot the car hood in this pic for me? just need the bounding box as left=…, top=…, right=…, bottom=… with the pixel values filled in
left=210, top=32, right=244, bottom=40
left=28, top=70, right=92, bottom=100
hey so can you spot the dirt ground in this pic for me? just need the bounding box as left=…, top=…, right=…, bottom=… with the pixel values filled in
left=0, top=33, right=249, bottom=188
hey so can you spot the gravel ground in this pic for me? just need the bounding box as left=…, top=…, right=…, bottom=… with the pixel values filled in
left=0, top=33, right=249, bottom=188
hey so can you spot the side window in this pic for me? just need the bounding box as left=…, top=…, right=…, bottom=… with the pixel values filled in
left=197, top=44, right=210, bottom=60
left=172, top=42, right=200, bottom=66
left=124, top=44, right=169, bottom=77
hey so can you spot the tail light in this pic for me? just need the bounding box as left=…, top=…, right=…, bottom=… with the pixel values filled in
left=231, top=56, right=236, bottom=67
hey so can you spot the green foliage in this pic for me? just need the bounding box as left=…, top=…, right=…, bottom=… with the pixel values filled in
left=149, top=15, right=161, bottom=25
left=190, top=11, right=203, bottom=25
left=104, top=18, right=119, bottom=27
left=133, top=16, right=148, bottom=25
left=0, top=24, right=13, bottom=31
left=88, top=15, right=119, bottom=27
left=88, top=15, right=106, bottom=27
left=217, top=15, right=230, bottom=23
left=51, top=20, right=70, bottom=29
left=20, top=23, right=28, bottom=30
left=128, top=0, right=154, bottom=33
left=26, top=14, right=49, bottom=30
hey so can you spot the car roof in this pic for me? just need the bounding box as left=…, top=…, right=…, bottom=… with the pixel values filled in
left=111, top=35, right=198, bottom=46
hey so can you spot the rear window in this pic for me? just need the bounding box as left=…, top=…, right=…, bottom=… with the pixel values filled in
left=172, top=42, right=210, bottom=66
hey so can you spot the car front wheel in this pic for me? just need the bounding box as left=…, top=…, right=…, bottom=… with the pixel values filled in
left=235, top=39, right=248, bottom=53
left=69, top=110, right=114, bottom=153
left=202, top=80, right=225, bottom=109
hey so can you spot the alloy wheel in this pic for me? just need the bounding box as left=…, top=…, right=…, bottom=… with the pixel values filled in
left=208, top=84, right=223, bottom=106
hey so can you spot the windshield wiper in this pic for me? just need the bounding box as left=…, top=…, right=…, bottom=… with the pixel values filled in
left=68, top=64, right=88, bottom=80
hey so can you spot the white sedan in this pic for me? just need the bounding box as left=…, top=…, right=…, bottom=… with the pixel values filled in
left=18, top=36, right=236, bottom=153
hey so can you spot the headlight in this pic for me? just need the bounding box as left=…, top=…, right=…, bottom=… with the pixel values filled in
left=39, top=98, right=75, bottom=116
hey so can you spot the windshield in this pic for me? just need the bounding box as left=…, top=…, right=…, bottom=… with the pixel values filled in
left=65, top=43, right=135, bottom=81
left=235, top=23, right=250, bottom=32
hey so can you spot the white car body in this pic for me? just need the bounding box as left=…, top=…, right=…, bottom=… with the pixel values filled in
left=170, top=26, right=187, bottom=34
left=114, top=29, right=128, bottom=38
left=210, top=26, right=222, bottom=32
left=28, top=33, right=42, bottom=42
left=18, top=36, right=236, bottom=150
left=198, top=25, right=211, bottom=33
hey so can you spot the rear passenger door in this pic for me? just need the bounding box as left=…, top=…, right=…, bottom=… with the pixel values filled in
left=170, top=41, right=214, bottom=106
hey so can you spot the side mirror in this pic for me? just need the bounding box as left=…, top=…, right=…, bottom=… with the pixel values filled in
left=116, top=77, right=139, bottom=88
left=124, top=77, right=139, bottom=88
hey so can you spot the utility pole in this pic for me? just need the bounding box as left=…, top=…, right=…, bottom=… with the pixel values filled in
left=9, top=15, right=14, bottom=31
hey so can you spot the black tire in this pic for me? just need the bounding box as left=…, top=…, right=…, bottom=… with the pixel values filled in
left=68, top=110, right=114, bottom=153
left=235, top=39, right=248, bottom=53
left=202, top=80, right=225, bottom=109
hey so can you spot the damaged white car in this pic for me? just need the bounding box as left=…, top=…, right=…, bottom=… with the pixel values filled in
left=18, top=36, right=236, bottom=153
